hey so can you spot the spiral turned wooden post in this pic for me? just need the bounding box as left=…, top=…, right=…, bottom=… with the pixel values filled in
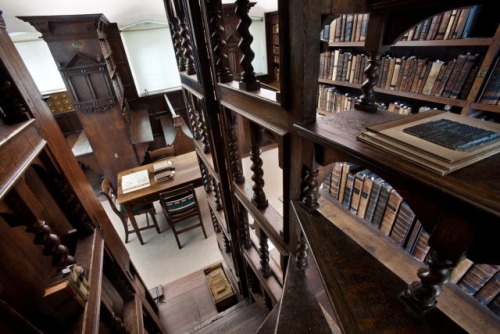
left=295, top=231, right=309, bottom=270
left=170, top=17, right=185, bottom=72
left=183, top=91, right=201, bottom=140
left=249, top=124, right=268, bottom=209
left=355, top=52, right=381, bottom=113
left=235, top=0, right=260, bottom=91
left=402, top=249, right=455, bottom=313
left=228, top=123, right=245, bottom=184
left=27, top=219, right=75, bottom=266
left=223, top=232, right=231, bottom=253
left=301, top=167, right=319, bottom=212
left=179, top=16, right=196, bottom=75
left=239, top=204, right=252, bottom=249
left=259, top=230, right=272, bottom=278
left=211, top=177, right=223, bottom=210
left=209, top=207, right=221, bottom=233
left=206, top=0, right=233, bottom=83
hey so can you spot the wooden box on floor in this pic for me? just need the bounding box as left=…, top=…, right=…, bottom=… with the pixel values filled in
left=203, top=263, right=237, bottom=312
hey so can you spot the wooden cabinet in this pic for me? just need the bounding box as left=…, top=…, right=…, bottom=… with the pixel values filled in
left=0, top=12, right=164, bottom=333
left=19, top=14, right=148, bottom=186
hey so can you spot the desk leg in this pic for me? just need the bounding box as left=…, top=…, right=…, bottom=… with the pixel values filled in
left=124, top=204, right=145, bottom=245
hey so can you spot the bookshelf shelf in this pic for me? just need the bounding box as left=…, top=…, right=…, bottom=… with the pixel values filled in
left=471, top=102, right=500, bottom=113
left=327, top=37, right=493, bottom=48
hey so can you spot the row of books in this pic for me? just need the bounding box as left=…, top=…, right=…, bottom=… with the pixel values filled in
left=400, top=6, right=478, bottom=41
left=317, top=85, right=414, bottom=115
left=322, top=13, right=369, bottom=43
left=321, top=6, right=478, bottom=44
left=322, top=163, right=499, bottom=315
left=319, top=50, right=481, bottom=100
left=153, top=159, right=175, bottom=182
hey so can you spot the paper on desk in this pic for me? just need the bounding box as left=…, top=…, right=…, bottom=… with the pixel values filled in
left=121, top=169, right=150, bottom=194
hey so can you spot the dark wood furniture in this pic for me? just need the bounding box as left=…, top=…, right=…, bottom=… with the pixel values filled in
left=116, top=151, right=203, bottom=245
left=165, top=0, right=500, bottom=332
left=264, top=11, right=280, bottom=89
left=159, top=183, right=207, bottom=249
left=0, top=11, right=165, bottom=333
left=19, top=14, right=152, bottom=186
left=101, top=177, right=160, bottom=244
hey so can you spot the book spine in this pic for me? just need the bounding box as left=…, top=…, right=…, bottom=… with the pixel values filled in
left=434, top=59, right=456, bottom=96
left=409, top=58, right=426, bottom=93
left=338, top=162, right=353, bottom=204
left=336, top=52, right=345, bottom=81
left=418, top=18, right=432, bottom=40
left=458, top=64, right=479, bottom=100
left=429, top=62, right=447, bottom=96
left=329, top=162, right=344, bottom=199
left=349, top=169, right=369, bottom=215
left=443, top=9, right=458, bottom=40
left=344, top=14, right=354, bottom=42
left=357, top=172, right=374, bottom=219
left=389, top=57, right=402, bottom=90
left=342, top=171, right=357, bottom=209
left=359, top=14, right=369, bottom=42
left=384, top=57, right=396, bottom=90
left=422, top=60, right=444, bottom=95
left=442, top=53, right=468, bottom=98
left=389, top=202, right=416, bottom=246
left=410, top=228, right=431, bottom=261
left=364, top=176, right=383, bottom=223
left=458, top=264, right=499, bottom=296
left=426, top=13, right=443, bottom=40
left=474, top=272, right=499, bottom=305
left=371, top=181, right=392, bottom=228
left=450, top=53, right=478, bottom=99
left=416, top=62, right=433, bottom=94
left=450, top=258, right=474, bottom=284
left=435, top=10, right=452, bottom=40
left=379, top=189, right=403, bottom=236
left=399, top=56, right=415, bottom=92
left=478, top=57, right=500, bottom=104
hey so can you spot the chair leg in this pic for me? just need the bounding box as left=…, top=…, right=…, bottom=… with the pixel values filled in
left=172, top=225, right=183, bottom=249
left=150, top=209, right=161, bottom=233
left=120, top=216, right=130, bottom=243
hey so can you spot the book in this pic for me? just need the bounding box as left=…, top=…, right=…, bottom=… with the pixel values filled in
left=389, top=57, right=402, bottom=90
left=435, top=10, right=452, bottom=40
left=364, top=175, right=383, bottom=223
left=434, top=59, right=456, bottom=97
left=410, top=227, right=431, bottom=261
left=349, top=169, right=370, bottom=215
left=359, top=14, right=369, bottom=41
left=329, top=162, right=344, bottom=199
left=121, top=169, right=150, bottom=194
left=342, top=171, right=357, bottom=209
left=450, top=258, right=474, bottom=284
left=358, top=111, right=500, bottom=175
left=42, top=280, right=86, bottom=319
left=442, top=53, right=468, bottom=98
left=379, top=189, right=403, bottom=235
left=154, top=169, right=175, bottom=182
left=474, top=272, right=499, bottom=305
left=153, top=159, right=174, bottom=173
left=389, top=202, right=416, bottom=246
left=479, top=57, right=500, bottom=105
left=371, top=181, right=393, bottom=228
left=338, top=162, right=359, bottom=204
left=357, top=171, right=375, bottom=219
left=426, top=13, right=443, bottom=40
left=450, top=53, right=479, bottom=99
left=458, top=264, right=499, bottom=296
left=421, top=60, right=444, bottom=95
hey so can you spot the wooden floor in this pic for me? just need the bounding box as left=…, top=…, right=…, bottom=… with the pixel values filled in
left=157, top=268, right=219, bottom=334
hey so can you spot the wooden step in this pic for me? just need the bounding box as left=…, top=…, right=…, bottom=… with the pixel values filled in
left=291, top=200, right=466, bottom=333
left=255, top=301, right=280, bottom=334
left=275, top=257, right=338, bottom=333
left=187, top=300, right=268, bottom=334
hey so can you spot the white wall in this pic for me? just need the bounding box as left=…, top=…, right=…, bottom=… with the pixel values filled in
left=12, top=36, right=66, bottom=95
left=121, top=25, right=181, bottom=96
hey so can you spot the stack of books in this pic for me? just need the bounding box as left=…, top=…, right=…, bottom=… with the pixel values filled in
left=121, top=169, right=150, bottom=193
left=42, top=264, right=90, bottom=319
left=357, top=110, right=500, bottom=175
left=153, top=159, right=175, bottom=182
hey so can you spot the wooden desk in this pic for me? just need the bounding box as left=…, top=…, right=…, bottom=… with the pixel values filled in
left=117, top=151, right=202, bottom=245
left=65, top=131, right=100, bottom=173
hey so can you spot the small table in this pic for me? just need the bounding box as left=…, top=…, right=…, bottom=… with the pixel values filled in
left=117, top=151, right=202, bottom=245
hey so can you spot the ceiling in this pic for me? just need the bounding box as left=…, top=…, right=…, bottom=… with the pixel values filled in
left=1, top=0, right=277, bottom=35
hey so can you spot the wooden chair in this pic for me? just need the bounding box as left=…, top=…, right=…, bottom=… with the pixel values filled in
left=159, top=183, right=207, bottom=249
left=145, top=145, right=175, bottom=163
left=101, top=177, right=160, bottom=244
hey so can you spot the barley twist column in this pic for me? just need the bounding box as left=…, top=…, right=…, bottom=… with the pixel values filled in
left=235, top=0, right=260, bottom=91
left=206, top=0, right=233, bottom=83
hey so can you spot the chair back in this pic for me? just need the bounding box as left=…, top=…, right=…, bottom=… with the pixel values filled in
left=101, top=177, right=123, bottom=218
left=159, top=184, right=200, bottom=222
left=147, top=145, right=175, bottom=162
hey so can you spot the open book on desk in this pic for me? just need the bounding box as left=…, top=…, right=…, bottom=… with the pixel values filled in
left=357, top=111, right=500, bottom=175
left=121, top=169, right=150, bottom=194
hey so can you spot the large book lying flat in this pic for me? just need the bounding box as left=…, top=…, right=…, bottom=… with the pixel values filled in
left=121, top=169, right=150, bottom=193
left=357, top=110, right=500, bottom=175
